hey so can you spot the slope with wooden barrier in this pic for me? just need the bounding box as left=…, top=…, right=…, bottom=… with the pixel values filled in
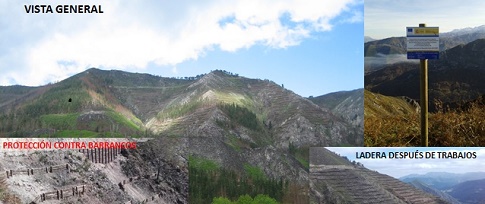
left=4, top=163, right=70, bottom=179
left=30, top=184, right=90, bottom=203
left=78, top=147, right=122, bottom=164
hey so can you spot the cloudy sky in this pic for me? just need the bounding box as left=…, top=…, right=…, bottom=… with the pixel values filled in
left=365, top=0, right=485, bottom=39
left=327, top=147, right=485, bottom=178
left=0, top=0, right=363, bottom=97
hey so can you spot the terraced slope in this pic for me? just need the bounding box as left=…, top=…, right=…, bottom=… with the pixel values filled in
left=309, top=148, right=450, bottom=204
left=357, top=168, right=448, bottom=204
left=311, top=167, right=404, bottom=204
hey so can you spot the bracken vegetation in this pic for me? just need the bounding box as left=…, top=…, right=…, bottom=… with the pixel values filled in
left=365, top=99, right=485, bottom=146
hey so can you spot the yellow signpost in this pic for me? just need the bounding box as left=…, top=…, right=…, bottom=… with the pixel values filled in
left=407, top=23, right=440, bottom=147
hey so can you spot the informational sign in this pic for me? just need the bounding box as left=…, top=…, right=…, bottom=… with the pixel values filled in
left=406, top=27, right=439, bottom=59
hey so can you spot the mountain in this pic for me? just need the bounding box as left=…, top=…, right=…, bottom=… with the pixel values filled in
left=409, top=180, right=462, bottom=204
left=405, top=172, right=485, bottom=204
left=448, top=179, right=485, bottom=204
left=309, top=88, right=363, bottom=130
left=364, top=25, right=485, bottom=57
left=0, top=68, right=361, bottom=146
left=0, top=68, right=362, bottom=202
left=364, top=36, right=376, bottom=43
left=400, top=172, right=485, bottom=190
left=440, top=38, right=485, bottom=68
left=365, top=39, right=485, bottom=111
left=310, top=147, right=450, bottom=203
left=364, top=25, right=485, bottom=75
left=443, top=25, right=485, bottom=37
left=364, top=37, right=407, bottom=56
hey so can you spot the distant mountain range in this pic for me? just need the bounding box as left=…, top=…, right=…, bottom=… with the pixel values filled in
left=400, top=172, right=485, bottom=190
left=364, top=36, right=376, bottom=43
left=409, top=180, right=461, bottom=204
left=448, top=178, right=485, bottom=204
left=401, top=172, right=485, bottom=204
left=365, top=25, right=485, bottom=57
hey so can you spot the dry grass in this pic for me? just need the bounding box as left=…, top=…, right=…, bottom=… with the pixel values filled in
left=365, top=101, right=485, bottom=147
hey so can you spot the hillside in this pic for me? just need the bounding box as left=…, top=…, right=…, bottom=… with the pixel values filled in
left=0, top=68, right=361, bottom=146
left=448, top=179, right=485, bottom=204
left=403, top=172, right=485, bottom=204
left=364, top=89, right=418, bottom=117
left=0, top=138, right=188, bottom=204
left=0, top=68, right=363, bottom=202
left=364, top=37, right=407, bottom=57
left=309, top=88, right=364, bottom=130
left=409, top=180, right=461, bottom=204
left=364, top=90, right=485, bottom=146
left=365, top=39, right=485, bottom=112
left=309, top=147, right=449, bottom=204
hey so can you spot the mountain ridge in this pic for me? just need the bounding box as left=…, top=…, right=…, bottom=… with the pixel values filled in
left=0, top=68, right=363, bottom=189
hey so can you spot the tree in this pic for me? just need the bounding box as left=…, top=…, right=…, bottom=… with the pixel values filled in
left=253, top=194, right=278, bottom=204
left=213, top=197, right=232, bottom=204
left=236, top=195, right=253, bottom=204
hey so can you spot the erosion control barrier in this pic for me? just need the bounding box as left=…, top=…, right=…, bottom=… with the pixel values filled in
left=4, top=164, right=70, bottom=179
left=30, top=184, right=90, bottom=203
left=78, top=147, right=121, bottom=164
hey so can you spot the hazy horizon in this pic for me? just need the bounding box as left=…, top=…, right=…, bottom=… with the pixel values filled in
left=326, top=147, right=485, bottom=178
left=365, top=0, right=485, bottom=40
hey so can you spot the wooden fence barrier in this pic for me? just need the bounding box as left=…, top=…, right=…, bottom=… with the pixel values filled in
left=4, top=164, right=69, bottom=179
left=32, top=184, right=90, bottom=203
left=78, top=147, right=121, bottom=164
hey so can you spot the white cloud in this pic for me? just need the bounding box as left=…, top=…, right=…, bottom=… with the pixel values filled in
left=0, top=0, right=360, bottom=86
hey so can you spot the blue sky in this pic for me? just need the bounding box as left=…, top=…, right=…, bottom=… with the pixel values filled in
left=0, top=0, right=363, bottom=97
left=365, top=0, right=485, bottom=39
left=326, top=147, right=485, bottom=178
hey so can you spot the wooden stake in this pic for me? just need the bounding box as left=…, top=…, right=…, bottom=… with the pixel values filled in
left=420, top=23, right=429, bottom=147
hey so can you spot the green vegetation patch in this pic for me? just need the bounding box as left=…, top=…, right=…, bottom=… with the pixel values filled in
left=157, top=99, right=202, bottom=120
left=24, top=79, right=89, bottom=118
left=189, top=155, right=219, bottom=172
left=243, top=164, right=266, bottom=181
left=289, top=143, right=309, bottom=170
left=40, top=113, right=79, bottom=130
left=189, top=155, right=290, bottom=204
left=105, top=111, right=141, bottom=131
left=212, top=194, right=279, bottom=204
left=218, top=103, right=260, bottom=131
left=41, top=130, right=99, bottom=138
